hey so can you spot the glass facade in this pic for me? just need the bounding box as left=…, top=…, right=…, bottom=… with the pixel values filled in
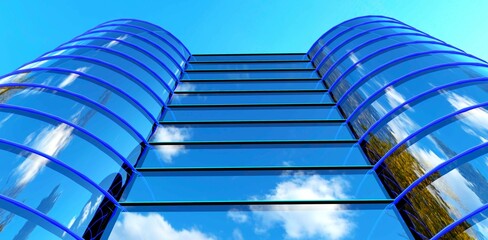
left=0, top=15, right=486, bottom=239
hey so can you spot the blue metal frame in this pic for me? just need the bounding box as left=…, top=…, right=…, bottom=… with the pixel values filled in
left=0, top=103, right=137, bottom=172
left=345, top=61, right=488, bottom=123
left=79, top=29, right=183, bottom=72
left=371, top=101, right=488, bottom=171
left=102, top=18, right=191, bottom=57
left=313, top=26, right=420, bottom=73
left=358, top=76, right=488, bottom=143
left=307, top=15, right=397, bottom=56
left=310, top=19, right=405, bottom=63
left=0, top=82, right=148, bottom=144
left=20, top=55, right=166, bottom=106
left=0, top=192, right=82, bottom=240
left=43, top=45, right=173, bottom=94
left=431, top=201, right=488, bottom=239
left=62, top=36, right=180, bottom=83
left=0, top=68, right=158, bottom=123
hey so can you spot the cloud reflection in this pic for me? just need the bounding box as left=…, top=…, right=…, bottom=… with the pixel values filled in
left=153, top=126, right=190, bottom=163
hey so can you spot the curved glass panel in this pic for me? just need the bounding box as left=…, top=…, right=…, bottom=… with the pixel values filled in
left=442, top=206, right=488, bottom=239
left=0, top=110, right=128, bottom=185
left=0, top=144, right=106, bottom=236
left=79, top=31, right=181, bottom=75
left=0, top=86, right=142, bottom=160
left=21, top=57, right=163, bottom=115
left=92, top=25, right=186, bottom=66
left=352, top=66, right=488, bottom=136
left=0, top=71, right=153, bottom=136
left=60, top=39, right=177, bottom=89
left=141, top=143, right=368, bottom=168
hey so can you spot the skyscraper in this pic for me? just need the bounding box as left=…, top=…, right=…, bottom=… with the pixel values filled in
left=0, top=15, right=487, bottom=239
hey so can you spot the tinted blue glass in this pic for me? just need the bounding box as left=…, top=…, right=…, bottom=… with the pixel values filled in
left=93, top=25, right=186, bottom=66
left=126, top=169, right=387, bottom=201
left=0, top=201, right=75, bottom=239
left=0, top=145, right=105, bottom=236
left=162, top=106, right=343, bottom=122
left=176, top=80, right=326, bottom=91
left=182, top=70, right=319, bottom=80
left=190, top=54, right=308, bottom=62
left=1, top=71, right=153, bottom=136
left=108, top=204, right=413, bottom=240
left=0, top=87, right=141, bottom=160
left=169, top=92, right=333, bottom=105
left=44, top=46, right=170, bottom=94
left=351, top=66, right=488, bottom=136
left=0, top=110, right=128, bottom=186
left=339, top=53, right=482, bottom=116
left=61, top=39, right=177, bottom=88
left=141, top=143, right=368, bottom=168
left=21, top=57, right=163, bottom=115
left=150, top=123, right=354, bottom=142
left=444, top=207, right=488, bottom=239
left=80, top=31, right=181, bottom=75
left=187, top=61, right=313, bottom=70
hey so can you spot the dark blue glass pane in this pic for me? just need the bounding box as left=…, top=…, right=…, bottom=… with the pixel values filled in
left=108, top=204, right=413, bottom=240
left=162, top=106, right=342, bottom=122
left=182, top=70, right=319, bottom=80
left=187, top=61, right=313, bottom=70
left=169, top=92, right=333, bottom=105
left=150, top=123, right=354, bottom=142
left=141, top=143, right=368, bottom=168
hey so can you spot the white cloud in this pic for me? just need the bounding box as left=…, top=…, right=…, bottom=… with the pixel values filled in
left=227, top=209, right=248, bottom=223
left=251, top=173, right=354, bottom=240
left=58, top=67, right=89, bottom=88
left=109, top=212, right=215, bottom=240
left=14, top=123, right=74, bottom=187
left=153, top=126, right=190, bottom=163
left=232, top=229, right=244, bottom=240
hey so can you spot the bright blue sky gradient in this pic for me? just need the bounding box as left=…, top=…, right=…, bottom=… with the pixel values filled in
left=1, top=0, right=487, bottom=74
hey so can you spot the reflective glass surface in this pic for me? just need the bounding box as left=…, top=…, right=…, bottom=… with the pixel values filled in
left=176, top=80, right=326, bottom=91
left=186, top=61, right=313, bottom=70
left=443, top=207, right=488, bottom=239
left=162, top=106, right=343, bottom=122
left=141, top=143, right=368, bottom=168
left=109, top=204, right=413, bottom=240
left=190, top=54, right=308, bottom=62
left=170, top=92, right=332, bottom=105
left=182, top=70, right=319, bottom=80
left=126, top=170, right=387, bottom=202
left=150, top=123, right=354, bottom=142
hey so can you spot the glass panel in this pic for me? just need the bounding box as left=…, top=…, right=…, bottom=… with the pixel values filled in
left=190, top=54, right=308, bottom=62
left=0, top=71, right=153, bottom=136
left=176, top=80, right=326, bottom=91
left=0, top=201, right=76, bottom=239
left=79, top=31, right=181, bottom=76
left=0, top=87, right=141, bottom=159
left=150, top=122, right=354, bottom=142
left=61, top=39, right=177, bottom=88
left=20, top=57, right=163, bottom=117
left=0, top=110, right=128, bottom=186
left=443, top=207, right=488, bottom=239
left=170, top=92, right=332, bottom=105
left=0, top=144, right=106, bottom=236
left=126, top=169, right=387, bottom=202
left=182, top=70, right=319, bottom=80
left=186, top=61, right=313, bottom=70
left=351, top=66, right=488, bottom=136
left=93, top=25, right=186, bottom=66
left=108, top=204, right=413, bottom=240
left=162, top=106, right=343, bottom=122
left=141, top=143, right=368, bottom=168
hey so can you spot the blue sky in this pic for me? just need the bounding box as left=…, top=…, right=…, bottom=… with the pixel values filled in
left=1, top=0, right=487, bottom=74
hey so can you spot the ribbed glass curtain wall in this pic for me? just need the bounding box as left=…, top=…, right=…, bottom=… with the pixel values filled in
left=0, top=19, right=189, bottom=239
left=1, top=15, right=488, bottom=240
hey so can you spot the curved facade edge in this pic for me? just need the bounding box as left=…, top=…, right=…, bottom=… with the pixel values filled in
left=310, top=16, right=488, bottom=239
